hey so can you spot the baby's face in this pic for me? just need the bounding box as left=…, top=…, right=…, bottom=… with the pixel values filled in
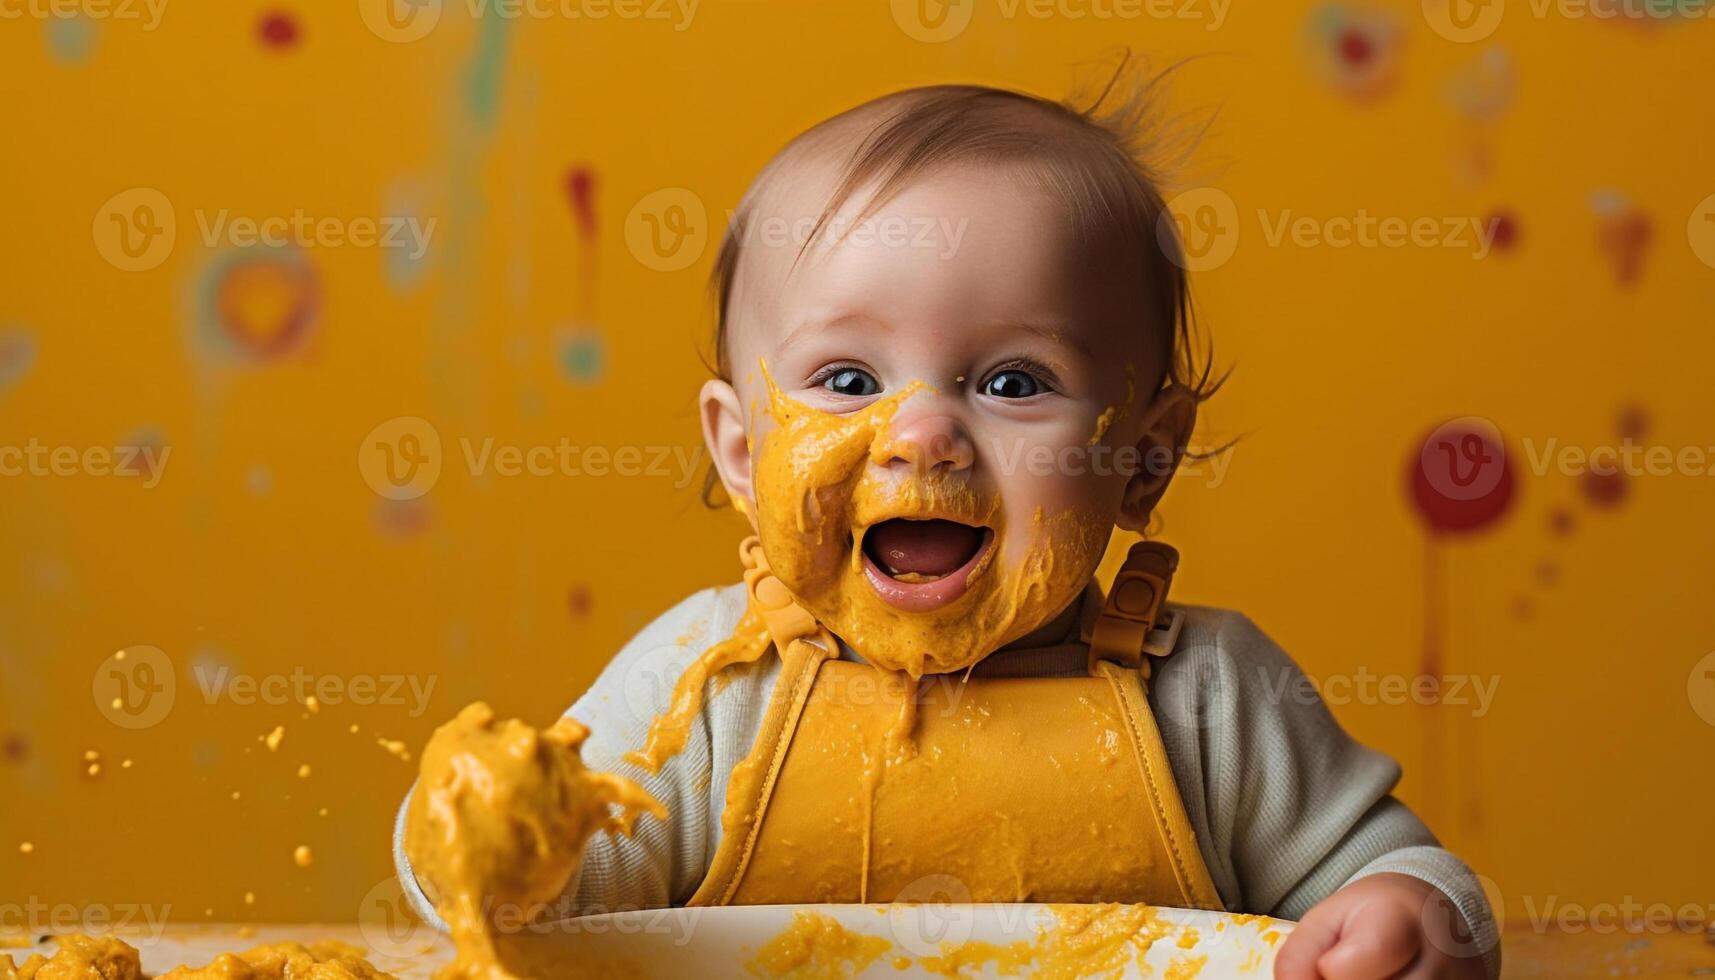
left=704, top=162, right=1187, bottom=671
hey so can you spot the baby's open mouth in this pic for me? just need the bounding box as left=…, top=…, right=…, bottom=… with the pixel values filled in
left=860, top=518, right=994, bottom=612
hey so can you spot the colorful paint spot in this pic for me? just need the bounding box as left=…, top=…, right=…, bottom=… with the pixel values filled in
left=565, top=165, right=598, bottom=239
left=118, top=426, right=167, bottom=483
left=1305, top=5, right=1404, bottom=103
left=2, top=733, right=27, bottom=763
left=45, top=15, right=95, bottom=64
left=1407, top=418, right=1517, bottom=536
left=257, top=10, right=301, bottom=50
left=1486, top=210, right=1519, bottom=254
left=1590, top=191, right=1652, bottom=287
left=382, top=177, right=435, bottom=292
left=0, top=326, right=37, bottom=395
left=373, top=497, right=430, bottom=537
left=1446, top=47, right=1515, bottom=124
left=567, top=584, right=593, bottom=618
left=556, top=325, right=606, bottom=384
left=1615, top=402, right=1651, bottom=442
left=1580, top=468, right=1628, bottom=509
left=194, top=246, right=319, bottom=363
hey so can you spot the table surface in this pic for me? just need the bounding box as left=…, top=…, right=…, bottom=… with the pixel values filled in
left=4, top=919, right=1712, bottom=978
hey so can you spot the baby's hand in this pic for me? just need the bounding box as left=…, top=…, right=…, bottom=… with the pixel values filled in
left=1275, top=873, right=1486, bottom=979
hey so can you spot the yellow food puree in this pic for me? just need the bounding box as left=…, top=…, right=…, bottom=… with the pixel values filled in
left=919, top=905, right=1213, bottom=980
left=0, top=934, right=395, bottom=980
left=749, top=361, right=1108, bottom=678
left=404, top=702, right=663, bottom=980
left=745, top=911, right=889, bottom=980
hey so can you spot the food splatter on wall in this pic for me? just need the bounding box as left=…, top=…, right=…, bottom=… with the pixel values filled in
left=2, top=0, right=1712, bottom=925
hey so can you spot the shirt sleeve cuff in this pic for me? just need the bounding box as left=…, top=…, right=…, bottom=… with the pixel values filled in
left=1349, top=845, right=1501, bottom=980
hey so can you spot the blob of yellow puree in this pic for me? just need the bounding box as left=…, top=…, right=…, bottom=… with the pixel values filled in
left=405, top=702, right=664, bottom=979
left=749, top=361, right=1110, bottom=678
left=920, top=904, right=1207, bottom=980
left=746, top=911, right=889, bottom=980
left=0, top=933, right=395, bottom=980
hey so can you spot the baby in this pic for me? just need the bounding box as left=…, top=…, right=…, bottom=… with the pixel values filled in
left=398, top=67, right=1498, bottom=980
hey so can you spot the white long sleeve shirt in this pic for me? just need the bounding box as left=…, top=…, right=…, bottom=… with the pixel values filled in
left=395, top=582, right=1500, bottom=978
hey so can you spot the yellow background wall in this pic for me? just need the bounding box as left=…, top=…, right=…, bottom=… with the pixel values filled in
left=2, top=0, right=1712, bottom=928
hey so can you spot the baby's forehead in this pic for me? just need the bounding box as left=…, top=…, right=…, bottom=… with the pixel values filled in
left=728, top=155, right=1143, bottom=334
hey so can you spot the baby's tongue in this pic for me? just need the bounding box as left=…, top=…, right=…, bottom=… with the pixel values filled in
left=865, top=518, right=982, bottom=577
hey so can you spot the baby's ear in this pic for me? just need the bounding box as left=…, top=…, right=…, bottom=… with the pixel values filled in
left=1116, top=384, right=1197, bottom=532
left=700, top=378, right=756, bottom=521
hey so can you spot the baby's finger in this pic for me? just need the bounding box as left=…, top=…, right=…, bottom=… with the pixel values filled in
left=1314, top=901, right=1421, bottom=980
left=1274, top=909, right=1341, bottom=980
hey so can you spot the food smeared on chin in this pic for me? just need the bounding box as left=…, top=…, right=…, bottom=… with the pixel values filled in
left=405, top=702, right=664, bottom=980
left=751, top=360, right=1110, bottom=677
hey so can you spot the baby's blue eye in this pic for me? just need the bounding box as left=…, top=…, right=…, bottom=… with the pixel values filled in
left=824, top=368, right=880, bottom=397
left=983, top=370, right=1041, bottom=399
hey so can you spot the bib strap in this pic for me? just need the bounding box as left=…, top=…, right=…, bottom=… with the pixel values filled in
left=1088, top=540, right=1184, bottom=676
left=740, top=535, right=835, bottom=655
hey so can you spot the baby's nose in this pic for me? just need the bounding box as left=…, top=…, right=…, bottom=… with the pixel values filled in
left=878, top=414, right=975, bottom=475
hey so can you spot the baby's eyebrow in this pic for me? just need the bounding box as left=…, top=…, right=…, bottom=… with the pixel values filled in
left=777, top=311, right=890, bottom=358
left=990, top=318, right=1094, bottom=360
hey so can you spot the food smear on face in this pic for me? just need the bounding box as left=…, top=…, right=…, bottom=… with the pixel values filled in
left=405, top=702, right=664, bottom=979
left=1088, top=368, right=1136, bottom=447
left=746, top=911, right=890, bottom=980
left=752, top=361, right=1109, bottom=677
left=625, top=607, right=772, bottom=774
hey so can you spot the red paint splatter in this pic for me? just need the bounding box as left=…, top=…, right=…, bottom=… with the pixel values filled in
left=1510, top=596, right=1534, bottom=620
left=1548, top=507, right=1576, bottom=537
left=567, top=584, right=593, bottom=618
left=564, top=166, right=597, bottom=239
left=1487, top=210, right=1519, bottom=253
left=1598, top=210, right=1652, bottom=286
left=2, top=733, right=26, bottom=763
left=1534, top=560, right=1559, bottom=586
left=1581, top=468, right=1628, bottom=509
left=1407, top=419, right=1517, bottom=536
left=1615, top=402, right=1650, bottom=441
left=1338, top=30, right=1373, bottom=66
left=258, top=10, right=300, bottom=49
